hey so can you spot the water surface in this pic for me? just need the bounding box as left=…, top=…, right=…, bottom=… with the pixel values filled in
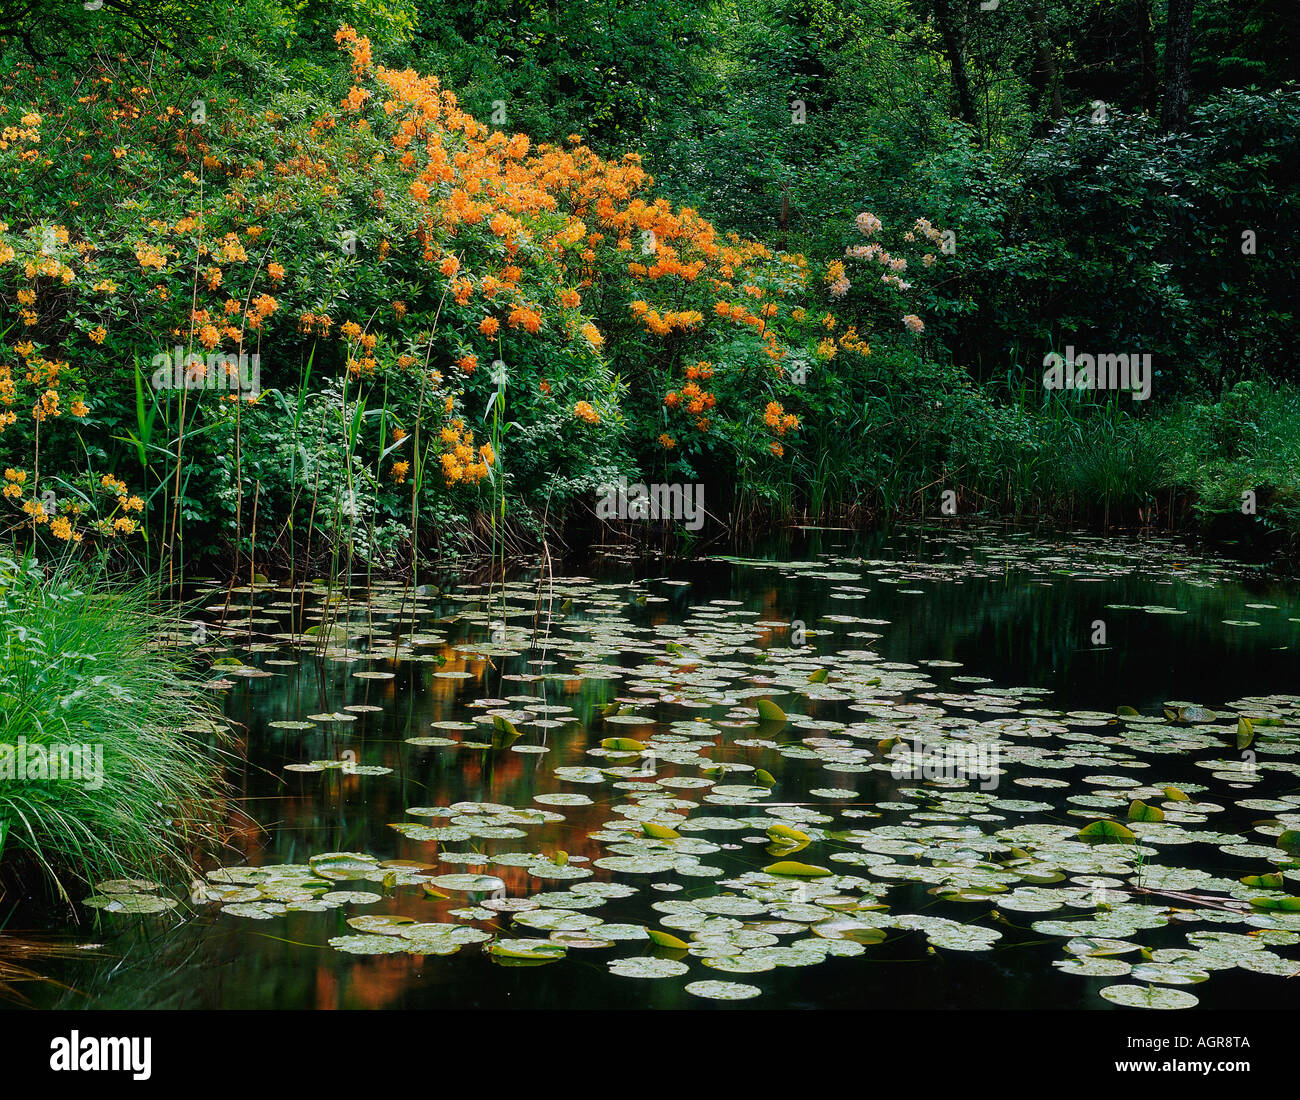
left=33, top=525, right=1300, bottom=1010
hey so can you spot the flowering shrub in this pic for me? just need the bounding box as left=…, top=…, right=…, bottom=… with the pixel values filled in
left=0, top=26, right=947, bottom=561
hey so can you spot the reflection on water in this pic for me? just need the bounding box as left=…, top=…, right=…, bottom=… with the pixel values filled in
left=28, top=525, right=1300, bottom=1010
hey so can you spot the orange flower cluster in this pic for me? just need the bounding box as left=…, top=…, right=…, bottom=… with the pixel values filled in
left=438, top=417, right=493, bottom=486
left=572, top=400, right=600, bottom=424
left=763, top=400, right=800, bottom=456
left=298, top=312, right=335, bottom=335
left=334, top=25, right=374, bottom=78
left=628, top=299, right=702, bottom=336
left=664, top=357, right=718, bottom=424
left=506, top=305, right=542, bottom=334
left=763, top=401, right=799, bottom=435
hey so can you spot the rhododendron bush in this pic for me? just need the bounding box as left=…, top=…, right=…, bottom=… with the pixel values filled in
left=0, top=27, right=945, bottom=564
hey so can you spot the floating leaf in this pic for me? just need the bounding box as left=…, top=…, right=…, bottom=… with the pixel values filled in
left=763, top=861, right=831, bottom=877
left=608, top=957, right=689, bottom=979
left=488, top=938, right=567, bottom=962
left=1078, top=820, right=1137, bottom=844
left=766, top=824, right=811, bottom=844
left=1163, top=704, right=1215, bottom=724
left=1099, top=985, right=1198, bottom=1010
left=685, top=980, right=762, bottom=1000
left=600, top=737, right=645, bottom=752
left=1250, top=896, right=1300, bottom=912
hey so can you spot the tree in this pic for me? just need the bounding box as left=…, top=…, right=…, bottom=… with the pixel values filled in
left=930, top=0, right=981, bottom=136
left=1161, top=0, right=1196, bottom=131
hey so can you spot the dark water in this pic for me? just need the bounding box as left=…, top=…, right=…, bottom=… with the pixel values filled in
left=23, top=524, right=1300, bottom=1010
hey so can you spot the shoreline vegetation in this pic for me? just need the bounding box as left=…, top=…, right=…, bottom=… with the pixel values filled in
left=0, top=6, right=1295, bottom=588
left=0, top=556, right=229, bottom=915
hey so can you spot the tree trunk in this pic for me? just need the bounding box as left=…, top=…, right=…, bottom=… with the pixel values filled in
left=1136, top=0, right=1159, bottom=114
left=1027, top=2, right=1063, bottom=129
left=1160, top=0, right=1195, bottom=132
left=932, top=0, right=981, bottom=138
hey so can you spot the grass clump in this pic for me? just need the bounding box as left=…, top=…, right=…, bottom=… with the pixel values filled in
left=0, top=555, right=228, bottom=907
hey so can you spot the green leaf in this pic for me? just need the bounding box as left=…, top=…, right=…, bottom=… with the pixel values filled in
left=1078, top=820, right=1137, bottom=843
left=491, top=715, right=522, bottom=748
left=763, top=861, right=831, bottom=877
left=1127, top=800, right=1164, bottom=823
left=600, top=737, right=645, bottom=751
left=642, top=821, right=680, bottom=840
left=766, top=824, right=810, bottom=844
left=647, top=929, right=690, bottom=949
left=488, top=939, right=567, bottom=961
left=1277, top=830, right=1300, bottom=855
left=755, top=699, right=787, bottom=724
left=1237, top=715, right=1255, bottom=750
left=1241, top=873, right=1285, bottom=889
left=807, top=668, right=828, bottom=683
left=1249, top=896, right=1300, bottom=912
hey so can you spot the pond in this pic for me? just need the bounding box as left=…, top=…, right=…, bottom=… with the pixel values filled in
left=30, top=524, right=1300, bottom=1010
